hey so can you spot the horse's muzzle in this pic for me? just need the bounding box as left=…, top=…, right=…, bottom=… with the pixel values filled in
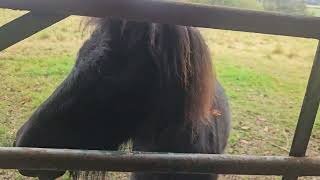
left=18, top=170, right=66, bottom=180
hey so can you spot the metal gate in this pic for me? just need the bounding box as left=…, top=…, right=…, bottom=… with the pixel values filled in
left=0, top=0, right=320, bottom=179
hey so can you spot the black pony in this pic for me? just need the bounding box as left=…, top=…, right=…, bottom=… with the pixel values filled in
left=14, top=17, right=231, bottom=180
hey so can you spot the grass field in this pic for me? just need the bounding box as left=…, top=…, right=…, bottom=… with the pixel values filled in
left=0, top=9, right=320, bottom=180
left=307, top=5, right=320, bottom=16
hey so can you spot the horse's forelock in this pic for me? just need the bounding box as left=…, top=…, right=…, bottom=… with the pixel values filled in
left=87, top=17, right=215, bottom=132
left=148, top=24, right=215, bottom=131
left=186, top=27, right=215, bottom=130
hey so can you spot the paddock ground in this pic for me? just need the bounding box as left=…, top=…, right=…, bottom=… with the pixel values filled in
left=0, top=9, right=319, bottom=180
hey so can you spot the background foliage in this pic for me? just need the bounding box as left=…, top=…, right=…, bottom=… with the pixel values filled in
left=187, top=0, right=308, bottom=15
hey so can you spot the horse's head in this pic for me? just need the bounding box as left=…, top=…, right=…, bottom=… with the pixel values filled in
left=14, top=18, right=214, bottom=179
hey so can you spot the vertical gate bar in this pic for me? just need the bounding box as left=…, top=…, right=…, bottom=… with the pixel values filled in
left=0, top=12, right=68, bottom=51
left=282, top=41, right=320, bottom=180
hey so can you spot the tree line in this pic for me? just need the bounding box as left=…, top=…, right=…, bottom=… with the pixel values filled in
left=187, top=0, right=307, bottom=15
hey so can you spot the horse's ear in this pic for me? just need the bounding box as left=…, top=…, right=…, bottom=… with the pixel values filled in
left=87, top=18, right=126, bottom=43
left=96, top=18, right=151, bottom=50
left=108, top=18, right=127, bottom=40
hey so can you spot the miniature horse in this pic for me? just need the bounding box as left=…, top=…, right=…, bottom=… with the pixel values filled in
left=14, top=17, right=231, bottom=180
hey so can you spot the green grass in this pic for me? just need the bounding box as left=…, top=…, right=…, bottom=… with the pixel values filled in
left=307, top=5, right=320, bottom=16
left=0, top=9, right=320, bottom=180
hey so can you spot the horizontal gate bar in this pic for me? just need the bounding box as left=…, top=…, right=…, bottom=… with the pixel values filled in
left=0, top=0, right=320, bottom=39
left=0, top=147, right=320, bottom=176
left=0, top=12, right=68, bottom=51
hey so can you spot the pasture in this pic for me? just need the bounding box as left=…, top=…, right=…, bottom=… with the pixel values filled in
left=307, top=4, right=320, bottom=16
left=0, top=9, right=319, bottom=179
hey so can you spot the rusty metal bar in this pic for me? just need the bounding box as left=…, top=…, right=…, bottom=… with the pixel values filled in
left=282, top=42, right=320, bottom=180
left=0, top=147, right=320, bottom=176
left=0, top=0, right=320, bottom=39
left=0, top=1, right=319, bottom=179
left=0, top=12, right=68, bottom=51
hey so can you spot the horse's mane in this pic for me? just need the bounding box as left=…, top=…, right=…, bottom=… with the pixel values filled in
left=71, top=17, right=215, bottom=180
left=85, top=17, right=215, bottom=131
